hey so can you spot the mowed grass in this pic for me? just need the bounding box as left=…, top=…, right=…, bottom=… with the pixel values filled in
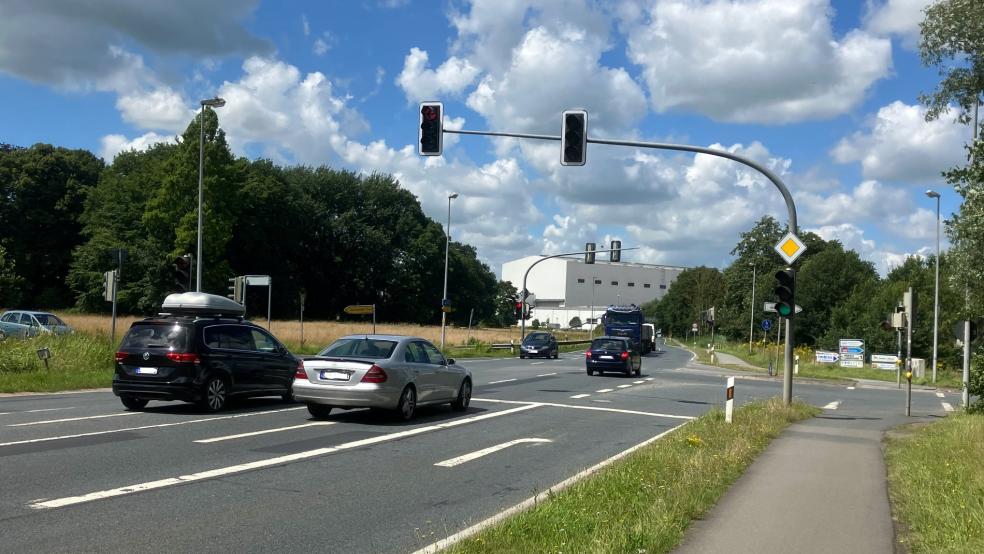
left=0, top=332, right=115, bottom=393
left=885, top=414, right=984, bottom=553
left=446, top=398, right=819, bottom=554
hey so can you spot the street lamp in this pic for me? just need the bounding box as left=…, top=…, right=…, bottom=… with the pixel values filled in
left=196, top=96, right=226, bottom=292
left=441, top=192, right=459, bottom=350
left=748, top=262, right=756, bottom=353
left=926, top=189, right=941, bottom=383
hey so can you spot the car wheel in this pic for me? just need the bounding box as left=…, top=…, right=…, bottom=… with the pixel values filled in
left=199, top=376, right=229, bottom=412
left=451, top=379, right=471, bottom=412
left=281, top=382, right=295, bottom=403
left=307, top=404, right=333, bottom=419
left=586, top=368, right=594, bottom=376
left=519, top=354, right=526, bottom=359
left=120, top=396, right=148, bottom=411
left=553, top=350, right=559, bottom=359
left=394, top=386, right=417, bottom=421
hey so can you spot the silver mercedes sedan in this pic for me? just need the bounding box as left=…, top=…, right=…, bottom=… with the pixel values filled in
left=293, top=334, right=472, bottom=421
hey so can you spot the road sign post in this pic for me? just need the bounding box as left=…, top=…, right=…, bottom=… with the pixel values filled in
left=344, top=304, right=377, bottom=333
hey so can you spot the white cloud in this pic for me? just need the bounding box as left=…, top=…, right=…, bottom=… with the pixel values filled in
left=396, top=48, right=481, bottom=102
left=313, top=38, right=329, bottom=56
left=302, top=14, right=310, bottom=36
left=99, top=131, right=175, bottom=161
left=623, top=0, right=893, bottom=123
left=116, top=87, right=195, bottom=132
left=799, top=180, right=910, bottom=226
left=831, top=101, right=966, bottom=183
left=863, top=0, right=932, bottom=47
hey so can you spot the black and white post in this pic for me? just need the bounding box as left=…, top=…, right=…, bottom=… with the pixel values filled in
left=725, top=377, right=735, bottom=423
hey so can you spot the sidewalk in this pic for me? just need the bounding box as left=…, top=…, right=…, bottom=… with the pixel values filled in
left=674, top=413, right=905, bottom=554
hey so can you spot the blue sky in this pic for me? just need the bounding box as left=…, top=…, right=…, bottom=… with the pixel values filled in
left=0, top=0, right=968, bottom=276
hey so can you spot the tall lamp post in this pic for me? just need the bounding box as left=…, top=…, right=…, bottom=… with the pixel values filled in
left=196, top=96, right=226, bottom=292
left=926, top=189, right=941, bottom=383
left=441, top=192, right=459, bottom=350
left=748, top=262, right=756, bottom=353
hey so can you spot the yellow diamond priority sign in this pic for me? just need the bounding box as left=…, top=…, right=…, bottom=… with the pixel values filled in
left=774, top=232, right=806, bottom=264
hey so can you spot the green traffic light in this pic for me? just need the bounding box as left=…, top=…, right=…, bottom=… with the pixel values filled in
left=777, top=304, right=792, bottom=317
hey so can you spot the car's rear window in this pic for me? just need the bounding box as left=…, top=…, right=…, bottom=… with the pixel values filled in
left=34, top=314, right=65, bottom=326
left=319, top=338, right=397, bottom=359
left=121, top=322, right=190, bottom=351
left=591, top=339, right=627, bottom=351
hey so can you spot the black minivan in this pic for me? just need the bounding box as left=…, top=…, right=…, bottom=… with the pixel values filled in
left=112, top=293, right=299, bottom=412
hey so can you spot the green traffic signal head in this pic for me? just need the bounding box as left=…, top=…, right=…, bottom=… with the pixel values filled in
left=776, top=303, right=793, bottom=317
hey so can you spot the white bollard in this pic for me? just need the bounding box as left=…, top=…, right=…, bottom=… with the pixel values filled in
left=794, top=354, right=800, bottom=375
left=725, top=376, right=735, bottom=423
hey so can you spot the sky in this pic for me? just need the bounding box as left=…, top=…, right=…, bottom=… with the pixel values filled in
left=0, top=0, right=969, bottom=277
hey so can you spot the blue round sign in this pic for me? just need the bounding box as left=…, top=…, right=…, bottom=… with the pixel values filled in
left=761, top=319, right=773, bottom=331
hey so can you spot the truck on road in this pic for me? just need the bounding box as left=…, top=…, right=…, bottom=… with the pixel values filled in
left=602, top=305, right=654, bottom=353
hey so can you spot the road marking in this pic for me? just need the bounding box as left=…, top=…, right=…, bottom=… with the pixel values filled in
left=0, top=407, right=306, bottom=448
left=617, top=384, right=632, bottom=389
left=633, top=380, right=645, bottom=384
left=536, top=372, right=557, bottom=377
left=0, top=407, right=77, bottom=417
left=846, top=386, right=856, bottom=390
left=569, top=394, right=590, bottom=399
left=488, top=378, right=517, bottom=385
left=413, top=423, right=689, bottom=554
left=942, top=402, right=954, bottom=412
left=531, top=362, right=545, bottom=365
left=823, top=401, right=841, bottom=410
left=8, top=412, right=139, bottom=427
left=435, top=438, right=552, bottom=468
left=936, top=392, right=945, bottom=398
left=644, top=378, right=654, bottom=381
left=595, top=388, right=614, bottom=393
left=28, top=404, right=542, bottom=510
left=194, top=422, right=336, bottom=444
left=473, top=398, right=694, bottom=420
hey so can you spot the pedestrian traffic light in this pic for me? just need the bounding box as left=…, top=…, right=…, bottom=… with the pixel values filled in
left=584, top=242, right=596, bottom=264
left=419, top=102, right=443, bottom=156
left=610, top=240, right=621, bottom=262
left=173, top=254, right=192, bottom=292
left=561, top=109, right=587, bottom=166
left=774, top=269, right=796, bottom=318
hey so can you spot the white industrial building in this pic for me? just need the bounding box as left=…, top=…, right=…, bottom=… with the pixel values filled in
left=501, top=256, right=687, bottom=328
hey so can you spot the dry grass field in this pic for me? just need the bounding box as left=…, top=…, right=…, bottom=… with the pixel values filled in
left=57, top=312, right=588, bottom=350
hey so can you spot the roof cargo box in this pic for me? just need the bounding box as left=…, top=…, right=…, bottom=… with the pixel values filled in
left=161, top=292, right=245, bottom=317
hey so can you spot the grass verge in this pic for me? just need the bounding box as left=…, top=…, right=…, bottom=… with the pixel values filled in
left=445, top=398, right=819, bottom=554
left=0, top=333, right=115, bottom=393
left=885, top=414, right=984, bottom=553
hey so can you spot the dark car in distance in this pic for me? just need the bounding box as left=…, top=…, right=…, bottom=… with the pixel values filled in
left=519, top=331, right=559, bottom=359
left=585, top=336, right=641, bottom=377
left=112, top=293, right=299, bottom=412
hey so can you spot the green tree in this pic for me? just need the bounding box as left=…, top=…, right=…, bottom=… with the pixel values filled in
left=569, top=316, right=582, bottom=328
left=651, top=266, right=725, bottom=337
left=794, top=242, right=878, bottom=345
left=0, top=244, right=25, bottom=307
left=919, top=0, right=984, bottom=123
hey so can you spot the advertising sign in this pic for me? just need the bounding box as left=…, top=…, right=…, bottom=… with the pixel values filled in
left=815, top=351, right=839, bottom=364
left=870, top=353, right=899, bottom=371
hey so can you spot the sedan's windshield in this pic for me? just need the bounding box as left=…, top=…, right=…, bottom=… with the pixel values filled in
left=604, top=312, right=642, bottom=325
left=320, top=338, right=397, bottom=359
left=523, top=334, right=550, bottom=345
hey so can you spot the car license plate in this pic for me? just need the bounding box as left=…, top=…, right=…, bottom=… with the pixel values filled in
left=320, top=370, right=350, bottom=381
left=136, top=367, right=158, bottom=375
left=600, top=355, right=613, bottom=360
left=528, top=349, right=537, bottom=354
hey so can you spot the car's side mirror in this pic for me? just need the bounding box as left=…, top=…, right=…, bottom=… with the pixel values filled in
left=446, top=358, right=455, bottom=366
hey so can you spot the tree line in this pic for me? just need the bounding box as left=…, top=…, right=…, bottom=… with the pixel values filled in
left=0, top=118, right=519, bottom=327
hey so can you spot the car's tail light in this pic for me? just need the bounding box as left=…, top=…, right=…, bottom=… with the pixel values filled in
left=115, top=352, right=128, bottom=363
left=585, top=351, right=592, bottom=359
left=360, top=364, right=387, bottom=383
left=620, top=351, right=629, bottom=360
left=295, top=360, right=307, bottom=379
left=166, top=352, right=200, bottom=364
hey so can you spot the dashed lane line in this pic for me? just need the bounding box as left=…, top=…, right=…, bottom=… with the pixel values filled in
left=194, top=422, right=336, bottom=443
left=8, top=412, right=139, bottom=427
left=536, top=373, right=557, bottom=377
left=29, top=404, right=542, bottom=510
left=569, top=394, right=590, bottom=399
left=633, top=380, right=645, bottom=384
left=434, top=438, right=552, bottom=468
left=823, top=401, right=841, bottom=410
left=617, top=384, right=632, bottom=389
left=0, top=407, right=306, bottom=448
left=487, top=379, right=517, bottom=385
left=936, top=392, right=945, bottom=398
left=531, top=362, right=545, bottom=365
left=0, top=407, right=77, bottom=417
left=595, top=388, right=614, bottom=393
left=846, top=386, right=856, bottom=390
left=942, top=402, right=954, bottom=413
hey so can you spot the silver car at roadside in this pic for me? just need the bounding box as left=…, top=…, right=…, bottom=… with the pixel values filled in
left=0, top=310, right=73, bottom=339
left=293, top=334, right=472, bottom=421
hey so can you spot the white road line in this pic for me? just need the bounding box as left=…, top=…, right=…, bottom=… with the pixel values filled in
left=617, top=384, right=632, bottom=389
left=0, top=407, right=77, bottom=417
left=434, top=438, right=552, bottom=468
left=0, top=407, right=306, bottom=448
left=644, top=378, right=655, bottom=381
left=595, top=388, right=614, bottom=393
left=28, top=404, right=542, bottom=510
left=846, top=386, right=856, bottom=390
left=473, top=398, right=694, bottom=420
left=536, top=373, right=557, bottom=377
left=194, top=422, right=335, bottom=444
left=413, top=423, right=689, bottom=554
left=936, top=392, right=945, bottom=398
left=823, top=401, right=841, bottom=410
left=8, top=412, right=139, bottom=427
left=942, top=402, right=954, bottom=412
left=488, top=378, right=517, bottom=385
left=633, top=380, right=645, bottom=384
left=569, top=394, right=590, bottom=399
left=531, top=362, right=545, bottom=365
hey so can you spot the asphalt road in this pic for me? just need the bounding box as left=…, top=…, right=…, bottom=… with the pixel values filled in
left=0, top=345, right=959, bottom=553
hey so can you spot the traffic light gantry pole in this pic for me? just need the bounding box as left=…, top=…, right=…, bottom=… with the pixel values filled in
left=438, top=113, right=800, bottom=405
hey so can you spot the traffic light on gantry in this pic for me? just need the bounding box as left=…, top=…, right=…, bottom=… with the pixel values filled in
left=774, top=269, right=796, bottom=318
left=561, top=110, right=587, bottom=166
left=610, top=240, right=621, bottom=262
left=584, top=242, right=596, bottom=264
left=419, top=102, right=443, bottom=156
